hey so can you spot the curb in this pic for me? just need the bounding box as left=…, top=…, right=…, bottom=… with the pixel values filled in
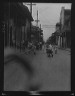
left=58, top=48, right=71, bottom=52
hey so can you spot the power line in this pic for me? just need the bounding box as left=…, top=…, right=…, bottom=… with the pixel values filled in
left=43, top=27, right=55, bottom=28
left=42, top=25, right=56, bottom=28
left=42, top=25, right=56, bottom=26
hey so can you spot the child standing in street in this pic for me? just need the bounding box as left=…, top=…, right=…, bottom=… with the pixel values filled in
left=55, top=46, right=57, bottom=54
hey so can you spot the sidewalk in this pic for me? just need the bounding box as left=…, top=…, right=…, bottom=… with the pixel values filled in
left=15, top=48, right=37, bottom=59
left=58, top=47, right=71, bottom=52
left=52, top=45, right=71, bottom=52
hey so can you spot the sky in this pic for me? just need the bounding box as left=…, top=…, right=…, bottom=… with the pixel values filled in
left=23, top=3, right=71, bottom=42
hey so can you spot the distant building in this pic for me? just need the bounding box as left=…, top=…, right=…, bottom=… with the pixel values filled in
left=49, top=23, right=61, bottom=46
left=55, top=23, right=61, bottom=47
left=59, top=7, right=71, bottom=48
left=30, top=25, right=43, bottom=43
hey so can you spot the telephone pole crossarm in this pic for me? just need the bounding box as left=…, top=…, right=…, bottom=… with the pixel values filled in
left=26, top=3, right=36, bottom=15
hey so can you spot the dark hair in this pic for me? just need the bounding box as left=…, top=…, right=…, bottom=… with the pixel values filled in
left=4, top=48, right=41, bottom=91
left=4, top=51, right=34, bottom=77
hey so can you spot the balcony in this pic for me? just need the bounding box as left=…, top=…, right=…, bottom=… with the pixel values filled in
left=63, top=25, right=71, bottom=32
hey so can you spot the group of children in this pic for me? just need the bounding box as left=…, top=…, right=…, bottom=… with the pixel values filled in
left=45, top=44, right=58, bottom=57
left=28, top=42, right=36, bottom=55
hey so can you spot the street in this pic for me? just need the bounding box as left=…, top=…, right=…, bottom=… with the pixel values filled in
left=29, top=47, right=71, bottom=91
left=4, top=47, right=71, bottom=91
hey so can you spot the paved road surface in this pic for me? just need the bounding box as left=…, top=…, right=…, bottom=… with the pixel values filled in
left=4, top=47, right=71, bottom=91
left=30, top=48, right=71, bottom=91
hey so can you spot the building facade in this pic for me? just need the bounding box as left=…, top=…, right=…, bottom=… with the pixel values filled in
left=3, top=2, right=33, bottom=49
left=60, top=7, right=71, bottom=48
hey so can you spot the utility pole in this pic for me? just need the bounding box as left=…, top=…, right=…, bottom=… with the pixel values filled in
left=30, top=3, right=32, bottom=15
left=35, top=10, right=40, bottom=27
left=26, top=3, right=36, bottom=41
left=35, top=10, right=40, bottom=43
left=40, top=24, right=41, bottom=29
left=39, top=24, right=41, bottom=42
